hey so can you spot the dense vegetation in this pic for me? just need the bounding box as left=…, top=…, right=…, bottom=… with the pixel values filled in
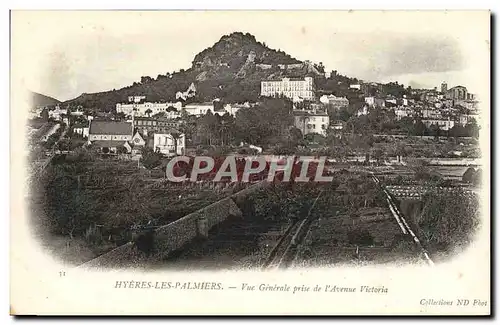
left=32, top=150, right=244, bottom=255
left=417, top=189, right=480, bottom=254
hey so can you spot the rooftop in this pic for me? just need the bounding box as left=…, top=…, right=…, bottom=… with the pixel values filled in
left=89, top=121, right=133, bottom=135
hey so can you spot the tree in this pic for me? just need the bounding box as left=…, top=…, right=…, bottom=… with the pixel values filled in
left=462, top=167, right=476, bottom=183
left=166, top=106, right=177, bottom=113
left=289, top=127, right=303, bottom=147
left=465, top=119, right=480, bottom=138
left=429, top=123, right=440, bottom=140
left=145, top=109, right=153, bottom=117
left=196, top=111, right=218, bottom=145
left=413, top=118, right=426, bottom=137
left=41, top=108, right=49, bottom=121
left=170, top=131, right=183, bottom=156
left=153, top=112, right=166, bottom=118
left=57, top=138, right=71, bottom=151
left=117, top=146, right=129, bottom=155
left=372, top=148, right=384, bottom=163
left=140, top=147, right=162, bottom=169
left=418, top=189, right=480, bottom=251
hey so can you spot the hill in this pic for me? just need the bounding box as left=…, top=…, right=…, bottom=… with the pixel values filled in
left=63, top=32, right=325, bottom=110
left=31, top=91, right=61, bottom=108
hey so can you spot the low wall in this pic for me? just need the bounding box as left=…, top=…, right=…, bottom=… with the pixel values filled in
left=80, top=180, right=272, bottom=269
left=154, top=197, right=243, bottom=259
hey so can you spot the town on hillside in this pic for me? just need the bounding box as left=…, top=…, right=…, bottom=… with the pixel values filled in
left=26, top=31, right=483, bottom=270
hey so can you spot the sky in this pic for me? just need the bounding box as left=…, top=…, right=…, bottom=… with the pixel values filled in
left=11, top=11, right=490, bottom=101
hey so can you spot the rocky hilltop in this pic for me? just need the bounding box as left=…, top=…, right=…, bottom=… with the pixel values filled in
left=64, top=32, right=324, bottom=110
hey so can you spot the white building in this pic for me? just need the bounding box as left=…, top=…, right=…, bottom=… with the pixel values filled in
left=364, top=97, right=375, bottom=107
left=330, top=120, right=345, bottom=130
left=422, top=119, right=455, bottom=131
left=128, top=95, right=146, bottom=103
left=349, top=84, right=361, bottom=90
left=73, top=123, right=89, bottom=138
left=357, top=105, right=369, bottom=117
left=183, top=103, right=214, bottom=117
left=153, top=131, right=185, bottom=156
left=176, top=83, right=197, bottom=101
left=459, top=114, right=481, bottom=126
left=48, top=107, right=67, bottom=121
left=394, top=107, right=414, bottom=120
left=422, top=109, right=443, bottom=119
left=320, top=94, right=349, bottom=109
left=261, top=77, right=315, bottom=101
left=70, top=109, right=84, bottom=117
left=88, top=121, right=133, bottom=142
left=294, top=112, right=330, bottom=136
left=116, top=101, right=183, bottom=117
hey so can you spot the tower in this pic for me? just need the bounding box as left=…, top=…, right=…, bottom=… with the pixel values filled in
left=441, top=82, right=448, bottom=94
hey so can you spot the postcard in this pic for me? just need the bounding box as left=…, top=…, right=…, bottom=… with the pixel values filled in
left=10, top=10, right=491, bottom=315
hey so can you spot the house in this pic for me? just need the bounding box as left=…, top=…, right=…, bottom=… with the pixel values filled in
left=128, top=95, right=146, bottom=103
left=394, top=107, right=414, bottom=120
left=130, top=131, right=146, bottom=155
left=153, top=129, right=186, bottom=156
left=88, top=120, right=133, bottom=153
left=294, top=111, right=330, bottom=136
left=175, top=83, right=197, bottom=101
left=72, top=123, right=89, bottom=138
left=330, top=120, right=345, bottom=130
left=364, top=97, right=375, bottom=107
left=421, top=109, right=443, bottom=119
left=357, top=105, right=369, bottom=117
left=422, top=118, right=455, bottom=131
left=458, top=114, right=481, bottom=127
left=48, top=107, right=68, bottom=121
left=385, top=98, right=397, bottom=105
left=319, top=94, right=349, bottom=109
left=220, top=104, right=244, bottom=116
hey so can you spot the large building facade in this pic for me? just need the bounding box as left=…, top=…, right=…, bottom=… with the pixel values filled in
left=153, top=132, right=186, bottom=156
left=446, top=86, right=468, bottom=101
left=133, top=117, right=181, bottom=136
left=88, top=121, right=134, bottom=153
left=116, top=101, right=183, bottom=117
left=294, top=112, right=330, bottom=136
left=261, top=77, right=316, bottom=101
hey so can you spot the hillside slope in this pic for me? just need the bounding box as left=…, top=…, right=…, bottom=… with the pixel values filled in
left=31, top=91, right=61, bottom=108
left=64, top=32, right=324, bottom=110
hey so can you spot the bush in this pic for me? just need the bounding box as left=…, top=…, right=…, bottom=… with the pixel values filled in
left=417, top=189, right=480, bottom=252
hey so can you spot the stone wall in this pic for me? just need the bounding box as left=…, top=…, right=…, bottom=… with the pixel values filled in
left=80, top=180, right=272, bottom=269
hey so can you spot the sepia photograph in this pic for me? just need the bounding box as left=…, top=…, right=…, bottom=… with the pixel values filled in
left=10, top=9, right=491, bottom=315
